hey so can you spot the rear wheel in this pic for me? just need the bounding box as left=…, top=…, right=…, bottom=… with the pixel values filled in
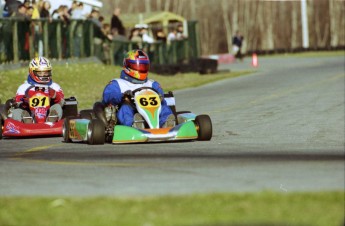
left=87, top=119, right=105, bottom=145
left=195, top=115, right=212, bottom=141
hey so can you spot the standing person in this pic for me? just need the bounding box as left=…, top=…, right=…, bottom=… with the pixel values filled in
left=39, top=1, right=51, bottom=20
left=129, top=28, right=142, bottom=49
left=15, top=4, right=30, bottom=60
left=12, top=57, right=65, bottom=123
left=232, top=30, right=244, bottom=61
left=102, top=49, right=175, bottom=128
left=3, top=0, right=21, bottom=17
left=110, top=7, right=125, bottom=36
left=68, top=1, right=78, bottom=16
left=71, top=2, right=85, bottom=57
left=31, top=0, right=43, bottom=57
left=167, top=28, right=177, bottom=44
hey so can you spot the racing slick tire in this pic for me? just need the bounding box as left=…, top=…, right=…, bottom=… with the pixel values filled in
left=87, top=119, right=105, bottom=145
left=80, top=109, right=94, bottom=120
left=63, top=116, right=78, bottom=143
left=195, top=114, right=212, bottom=141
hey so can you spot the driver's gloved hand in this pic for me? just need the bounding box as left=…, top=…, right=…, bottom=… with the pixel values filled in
left=123, top=90, right=133, bottom=98
left=123, top=90, right=133, bottom=104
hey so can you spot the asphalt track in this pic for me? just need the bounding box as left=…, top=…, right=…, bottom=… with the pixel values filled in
left=0, top=55, right=344, bottom=196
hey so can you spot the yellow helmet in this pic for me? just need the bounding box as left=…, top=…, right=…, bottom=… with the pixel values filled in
left=29, top=57, right=52, bottom=84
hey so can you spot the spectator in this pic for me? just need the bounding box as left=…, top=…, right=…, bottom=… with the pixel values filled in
left=23, top=0, right=30, bottom=9
left=129, top=28, right=142, bottom=49
left=31, top=0, right=43, bottom=57
left=13, top=3, right=30, bottom=60
left=111, top=7, right=125, bottom=36
left=31, top=0, right=40, bottom=19
left=3, top=0, right=21, bottom=17
left=101, top=23, right=113, bottom=64
left=68, top=0, right=78, bottom=16
left=71, top=2, right=85, bottom=57
left=232, top=30, right=244, bottom=61
left=89, top=9, right=104, bottom=60
left=176, top=24, right=186, bottom=40
left=156, top=29, right=167, bottom=43
left=71, top=2, right=84, bottom=19
left=167, top=28, right=177, bottom=44
left=140, top=26, right=154, bottom=44
left=15, top=3, right=27, bottom=18
left=26, top=6, right=33, bottom=18
left=40, top=1, right=51, bottom=20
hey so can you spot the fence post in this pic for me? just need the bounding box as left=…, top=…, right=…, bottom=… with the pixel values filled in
left=80, top=21, right=85, bottom=57
left=12, top=21, right=19, bottom=63
left=89, top=21, right=94, bottom=56
left=69, top=21, right=74, bottom=58
left=56, top=21, right=62, bottom=59
left=29, top=24, right=34, bottom=59
left=109, top=41, right=114, bottom=65
left=43, top=20, right=49, bottom=57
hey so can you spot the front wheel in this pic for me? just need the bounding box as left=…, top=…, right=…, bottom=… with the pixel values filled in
left=87, top=119, right=105, bottom=145
left=62, top=116, right=78, bottom=143
left=195, top=115, right=212, bottom=141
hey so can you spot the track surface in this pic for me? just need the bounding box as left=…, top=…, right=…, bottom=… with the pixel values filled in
left=1, top=56, right=344, bottom=196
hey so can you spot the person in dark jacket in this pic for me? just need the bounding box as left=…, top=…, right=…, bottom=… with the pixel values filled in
left=110, top=7, right=125, bottom=36
left=232, top=30, right=244, bottom=61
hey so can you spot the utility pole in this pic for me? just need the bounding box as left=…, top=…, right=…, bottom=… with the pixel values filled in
left=301, top=0, right=309, bottom=48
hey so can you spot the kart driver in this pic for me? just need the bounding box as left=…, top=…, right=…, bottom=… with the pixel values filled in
left=102, top=49, right=175, bottom=128
left=12, top=57, right=65, bottom=123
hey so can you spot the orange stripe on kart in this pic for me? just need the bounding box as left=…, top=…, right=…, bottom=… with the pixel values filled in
left=143, top=128, right=172, bottom=134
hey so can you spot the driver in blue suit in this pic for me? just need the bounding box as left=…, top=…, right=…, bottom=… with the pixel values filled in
left=102, top=49, right=175, bottom=128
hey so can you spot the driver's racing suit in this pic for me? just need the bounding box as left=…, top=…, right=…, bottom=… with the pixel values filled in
left=12, top=75, right=65, bottom=123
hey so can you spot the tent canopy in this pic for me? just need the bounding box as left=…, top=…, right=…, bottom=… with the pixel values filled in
left=120, top=11, right=186, bottom=28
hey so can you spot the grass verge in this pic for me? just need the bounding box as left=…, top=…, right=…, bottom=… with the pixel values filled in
left=0, top=191, right=344, bottom=226
left=0, top=63, right=251, bottom=109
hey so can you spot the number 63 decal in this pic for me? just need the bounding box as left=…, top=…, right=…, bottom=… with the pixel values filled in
left=136, top=95, right=160, bottom=108
left=140, top=96, right=158, bottom=106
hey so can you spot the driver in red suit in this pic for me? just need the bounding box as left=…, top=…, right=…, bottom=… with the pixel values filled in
left=12, top=57, right=65, bottom=123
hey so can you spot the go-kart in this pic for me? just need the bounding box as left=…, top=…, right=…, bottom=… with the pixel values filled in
left=0, top=85, right=78, bottom=139
left=63, top=87, right=212, bottom=145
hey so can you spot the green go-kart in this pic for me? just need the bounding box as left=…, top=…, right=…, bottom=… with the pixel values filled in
left=63, top=87, right=212, bottom=145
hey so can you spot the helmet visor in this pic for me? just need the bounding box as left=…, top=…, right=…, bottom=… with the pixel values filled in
left=34, top=70, right=52, bottom=82
left=127, top=60, right=150, bottom=73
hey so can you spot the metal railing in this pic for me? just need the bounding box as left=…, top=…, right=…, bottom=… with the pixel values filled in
left=0, top=18, right=199, bottom=65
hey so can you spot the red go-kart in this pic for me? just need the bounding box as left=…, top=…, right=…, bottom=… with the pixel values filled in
left=0, top=85, right=78, bottom=139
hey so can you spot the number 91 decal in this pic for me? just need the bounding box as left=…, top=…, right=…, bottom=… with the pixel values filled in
left=29, top=96, right=49, bottom=107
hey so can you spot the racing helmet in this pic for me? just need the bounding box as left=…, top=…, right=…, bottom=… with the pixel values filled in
left=123, top=49, right=150, bottom=81
left=29, top=57, right=52, bottom=84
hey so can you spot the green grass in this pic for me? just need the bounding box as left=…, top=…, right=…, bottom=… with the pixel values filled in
left=0, top=191, right=343, bottom=226
left=0, top=63, right=251, bottom=109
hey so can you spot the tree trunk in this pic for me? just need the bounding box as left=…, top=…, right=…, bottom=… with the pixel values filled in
left=145, top=0, right=151, bottom=13
left=329, top=0, right=339, bottom=47
left=291, top=1, right=299, bottom=49
left=221, top=0, right=232, bottom=53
